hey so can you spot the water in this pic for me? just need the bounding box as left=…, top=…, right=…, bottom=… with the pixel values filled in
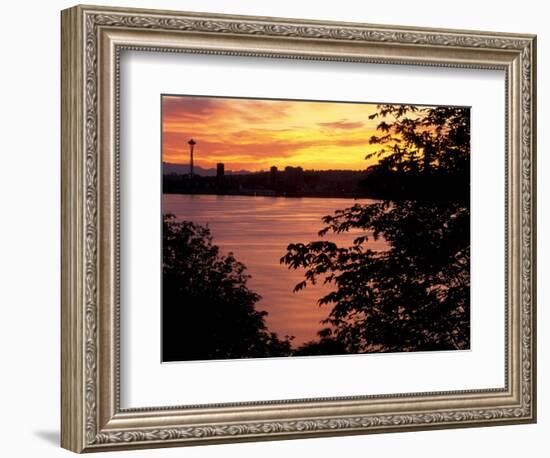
left=163, top=194, right=387, bottom=346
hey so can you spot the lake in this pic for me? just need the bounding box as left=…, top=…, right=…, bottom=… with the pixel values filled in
left=163, top=194, right=387, bottom=346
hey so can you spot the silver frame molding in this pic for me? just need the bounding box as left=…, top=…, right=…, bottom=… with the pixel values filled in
left=61, top=4, right=537, bottom=453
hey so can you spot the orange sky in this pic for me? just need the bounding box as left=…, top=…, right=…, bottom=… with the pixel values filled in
left=162, top=95, right=390, bottom=172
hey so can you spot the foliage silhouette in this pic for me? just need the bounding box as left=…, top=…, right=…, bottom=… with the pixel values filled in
left=362, top=105, right=470, bottom=201
left=162, top=214, right=292, bottom=361
left=292, top=328, right=348, bottom=356
left=281, top=105, right=470, bottom=354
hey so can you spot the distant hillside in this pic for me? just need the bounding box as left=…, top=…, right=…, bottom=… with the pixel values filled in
left=163, top=162, right=251, bottom=176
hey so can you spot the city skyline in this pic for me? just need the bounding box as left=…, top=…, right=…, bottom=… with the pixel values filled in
left=162, top=95, right=426, bottom=172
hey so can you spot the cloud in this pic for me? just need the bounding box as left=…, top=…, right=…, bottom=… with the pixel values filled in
left=162, top=96, right=294, bottom=127
left=162, top=95, right=383, bottom=170
left=317, top=119, right=365, bottom=130
left=162, top=96, right=227, bottom=125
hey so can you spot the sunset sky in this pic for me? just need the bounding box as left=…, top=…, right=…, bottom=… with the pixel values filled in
left=162, top=95, right=392, bottom=172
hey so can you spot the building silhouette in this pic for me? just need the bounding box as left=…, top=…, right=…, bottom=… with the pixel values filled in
left=269, top=166, right=278, bottom=187
left=217, top=163, right=225, bottom=178
left=284, top=166, right=304, bottom=192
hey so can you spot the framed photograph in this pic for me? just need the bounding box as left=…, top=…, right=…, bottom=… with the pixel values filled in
left=61, top=4, right=536, bottom=453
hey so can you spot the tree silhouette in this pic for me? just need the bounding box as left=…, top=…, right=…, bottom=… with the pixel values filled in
left=163, top=214, right=292, bottom=361
left=292, top=328, right=348, bottom=356
left=362, top=105, right=469, bottom=201
left=281, top=105, right=470, bottom=353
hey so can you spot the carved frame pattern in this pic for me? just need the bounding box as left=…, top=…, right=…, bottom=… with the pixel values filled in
left=61, top=5, right=536, bottom=453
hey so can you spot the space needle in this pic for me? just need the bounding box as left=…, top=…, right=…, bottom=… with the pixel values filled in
left=187, top=138, right=196, bottom=177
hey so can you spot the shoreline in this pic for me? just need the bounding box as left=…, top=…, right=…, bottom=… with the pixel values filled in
left=162, top=190, right=374, bottom=200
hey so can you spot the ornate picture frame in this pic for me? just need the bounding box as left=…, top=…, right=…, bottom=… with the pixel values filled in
left=61, top=4, right=536, bottom=453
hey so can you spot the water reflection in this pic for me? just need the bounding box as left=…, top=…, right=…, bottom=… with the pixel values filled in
left=163, top=194, right=387, bottom=344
